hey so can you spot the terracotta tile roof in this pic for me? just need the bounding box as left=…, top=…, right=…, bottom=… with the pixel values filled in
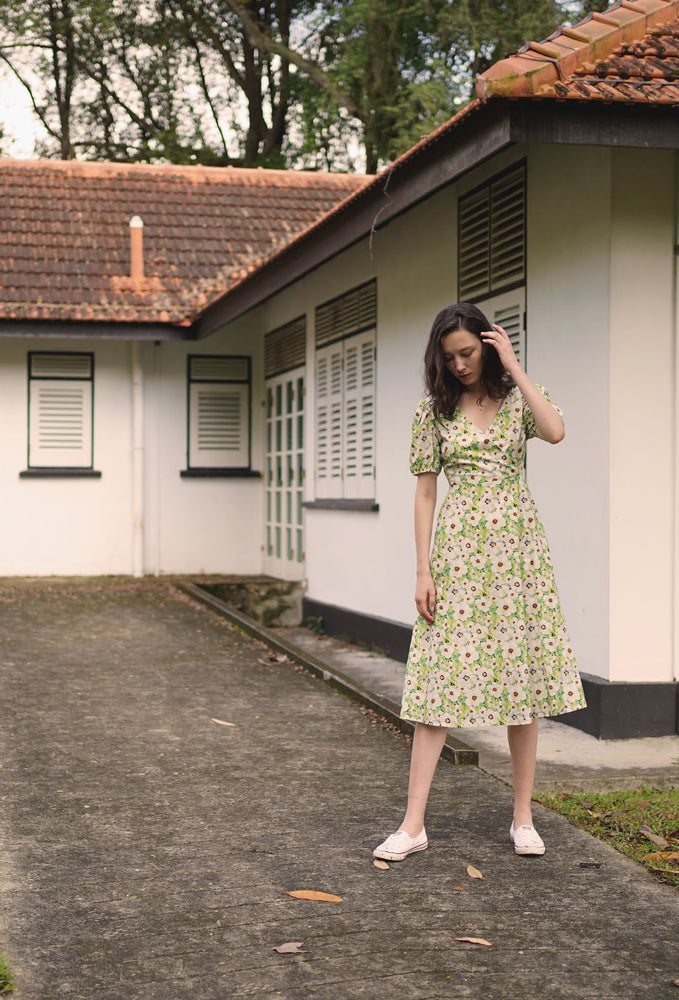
left=476, top=0, right=679, bottom=103
left=0, top=159, right=368, bottom=326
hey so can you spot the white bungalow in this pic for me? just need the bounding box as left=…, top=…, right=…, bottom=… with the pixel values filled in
left=1, top=0, right=678, bottom=737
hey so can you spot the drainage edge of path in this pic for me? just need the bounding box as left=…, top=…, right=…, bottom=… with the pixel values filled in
left=178, top=581, right=479, bottom=767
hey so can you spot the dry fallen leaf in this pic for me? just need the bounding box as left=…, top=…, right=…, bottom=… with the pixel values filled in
left=641, top=824, right=670, bottom=848
left=258, top=653, right=289, bottom=666
left=273, top=942, right=308, bottom=954
left=372, top=859, right=390, bottom=870
left=450, top=937, right=492, bottom=947
left=453, top=887, right=464, bottom=892
left=284, top=890, right=343, bottom=902
left=672, top=978, right=679, bottom=988
left=466, top=864, right=484, bottom=879
left=211, top=718, right=237, bottom=727
left=644, top=851, right=679, bottom=863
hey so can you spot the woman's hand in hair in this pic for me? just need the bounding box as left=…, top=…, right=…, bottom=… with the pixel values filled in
left=481, top=324, right=521, bottom=376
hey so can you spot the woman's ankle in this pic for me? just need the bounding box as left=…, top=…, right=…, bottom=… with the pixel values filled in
left=400, top=815, right=425, bottom=837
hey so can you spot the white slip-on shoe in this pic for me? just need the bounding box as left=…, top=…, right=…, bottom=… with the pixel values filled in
left=510, top=822, right=545, bottom=856
left=373, top=828, right=428, bottom=861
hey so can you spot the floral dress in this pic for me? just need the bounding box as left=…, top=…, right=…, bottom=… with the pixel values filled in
left=401, top=386, right=586, bottom=729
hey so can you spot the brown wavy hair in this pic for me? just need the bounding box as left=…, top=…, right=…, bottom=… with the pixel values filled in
left=424, top=302, right=514, bottom=418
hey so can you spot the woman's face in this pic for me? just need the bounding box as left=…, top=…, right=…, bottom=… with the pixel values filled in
left=441, top=327, right=483, bottom=388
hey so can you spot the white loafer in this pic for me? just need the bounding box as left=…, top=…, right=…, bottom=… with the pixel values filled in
left=510, top=822, right=545, bottom=856
left=373, top=828, right=428, bottom=861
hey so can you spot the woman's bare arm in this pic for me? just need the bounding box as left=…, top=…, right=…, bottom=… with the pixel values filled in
left=482, top=325, right=565, bottom=444
left=414, top=471, right=438, bottom=623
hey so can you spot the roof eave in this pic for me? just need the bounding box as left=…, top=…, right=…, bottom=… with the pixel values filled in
left=196, top=99, right=513, bottom=338
left=195, top=94, right=679, bottom=338
left=0, top=318, right=198, bottom=341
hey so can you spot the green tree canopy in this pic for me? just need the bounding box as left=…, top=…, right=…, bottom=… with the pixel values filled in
left=0, top=0, right=604, bottom=170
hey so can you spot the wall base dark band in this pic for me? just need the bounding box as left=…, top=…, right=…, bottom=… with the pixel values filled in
left=302, top=597, right=679, bottom=740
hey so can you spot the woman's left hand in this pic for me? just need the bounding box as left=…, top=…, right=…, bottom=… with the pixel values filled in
left=481, top=324, right=521, bottom=375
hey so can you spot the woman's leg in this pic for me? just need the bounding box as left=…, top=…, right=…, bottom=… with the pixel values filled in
left=400, top=722, right=448, bottom=836
left=507, top=718, right=539, bottom=827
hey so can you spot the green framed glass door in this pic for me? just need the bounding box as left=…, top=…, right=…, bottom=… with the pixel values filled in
left=264, top=366, right=305, bottom=580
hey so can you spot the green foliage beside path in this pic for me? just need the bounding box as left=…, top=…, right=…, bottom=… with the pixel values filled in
left=536, top=787, right=679, bottom=889
left=0, top=953, right=15, bottom=993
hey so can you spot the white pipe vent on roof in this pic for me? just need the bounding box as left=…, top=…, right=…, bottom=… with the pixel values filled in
left=129, top=215, right=144, bottom=282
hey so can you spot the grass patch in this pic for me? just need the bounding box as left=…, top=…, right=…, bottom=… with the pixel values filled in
left=0, top=954, right=14, bottom=993
left=535, top=786, right=679, bottom=889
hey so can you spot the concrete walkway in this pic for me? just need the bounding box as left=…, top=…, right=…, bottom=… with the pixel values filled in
left=272, top=625, right=679, bottom=793
left=0, top=579, right=678, bottom=999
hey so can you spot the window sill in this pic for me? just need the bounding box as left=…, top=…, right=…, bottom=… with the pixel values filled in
left=303, top=499, right=379, bottom=512
left=20, top=468, right=102, bottom=479
left=180, top=468, right=262, bottom=479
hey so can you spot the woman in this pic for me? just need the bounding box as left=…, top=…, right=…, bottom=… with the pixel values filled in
left=374, top=302, right=586, bottom=861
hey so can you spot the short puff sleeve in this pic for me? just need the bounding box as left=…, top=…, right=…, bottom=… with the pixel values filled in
left=409, top=397, right=442, bottom=475
left=522, top=385, right=564, bottom=440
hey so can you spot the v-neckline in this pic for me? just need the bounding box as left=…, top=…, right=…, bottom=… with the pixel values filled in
left=457, top=393, right=508, bottom=434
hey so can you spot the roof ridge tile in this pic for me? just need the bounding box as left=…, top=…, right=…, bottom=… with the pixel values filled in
left=476, top=0, right=679, bottom=99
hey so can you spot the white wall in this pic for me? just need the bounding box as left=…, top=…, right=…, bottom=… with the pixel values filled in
left=0, top=322, right=268, bottom=577
left=607, top=148, right=676, bottom=683
left=142, top=313, right=266, bottom=575
left=526, top=144, right=613, bottom=680
left=0, top=338, right=135, bottom=575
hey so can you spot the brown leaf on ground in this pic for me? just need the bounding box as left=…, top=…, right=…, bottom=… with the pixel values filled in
left=671, top=978, right=679, bottom=987
left=579, top=800, right=633, bottom=819
left=466, top=865, right=484, bottom=879
left=372, top=859, right=390, bottom=870
left=644, top=851, right=679, bottom=863
left=284, top=890, right=343, bottom=902
left=450, top=937, right=492, bottom=947
left=273, top=942, right=308, bottom=954
left=211, top=718, right=238, bottom=727
left=453, top=887, right=465, bottom=891
left=641, top=824, right=670, bottom=848
left=258, top=653, right=289, bottom=666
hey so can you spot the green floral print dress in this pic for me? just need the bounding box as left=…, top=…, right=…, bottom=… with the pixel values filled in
left=402, top=386, right=586, bottom=729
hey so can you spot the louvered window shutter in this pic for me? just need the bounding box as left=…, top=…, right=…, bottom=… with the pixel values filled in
left=458, top=188, right=490, bottom=300
left=459, top=164, right=525, bottom=301
left=188, top=356, right=250, bottom=469
left=265, top=316, right=306, bottom=378
left=489, top=169, right=526, bottom=292
left=343, top=330, right=376, bottom=499
left=494, top=302, right=525, bottom=369
left=314, top=342, right=343, bottom=498
left=28, top=353, right=93, bottom=468
left=189, top=384, right=249, bottom=468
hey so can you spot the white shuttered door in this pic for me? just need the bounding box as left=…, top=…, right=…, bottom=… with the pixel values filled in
left=343, top=330, right=376, bottom=499
left=314, top=330, right=376, bottom=500
left=315, top=342, right=343, bottom=499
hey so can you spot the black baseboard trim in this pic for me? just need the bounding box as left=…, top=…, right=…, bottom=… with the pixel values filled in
left=556, top=673, right=678, bottom=740
left=302, top=598, right=679, bottom=740
left=302, top=598, right=413, bottom=663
